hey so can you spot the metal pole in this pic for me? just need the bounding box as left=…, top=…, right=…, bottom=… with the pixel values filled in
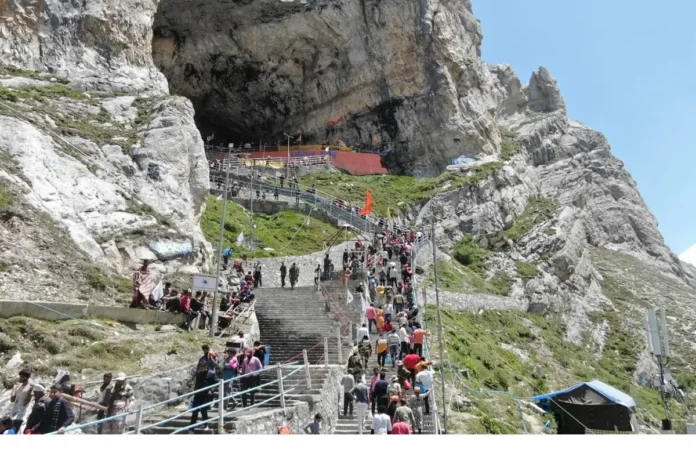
left=249, top=164, right=254, bottom=249
left=209, top=155, right=231, bottom=336
left=659, top=356, right=671, bottom=429
left=431, top=217, right=448, bottom=434
left=134, top=405, right=144, bottom=434
left=348, top=322, right=353, bottom=343
left=218, top=378, right=225, bottom=434
left=303, top=349, right=312, bottom=389
left=286, top=135, right=291, bottom=181
left=337, top=327, right=343, bottom=364
left=277, top=363, right=286, bottom=409
left=324, top=337, right=329, bottom=367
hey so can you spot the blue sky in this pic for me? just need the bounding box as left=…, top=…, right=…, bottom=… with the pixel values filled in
left=472, top=0, right=696, bottom=255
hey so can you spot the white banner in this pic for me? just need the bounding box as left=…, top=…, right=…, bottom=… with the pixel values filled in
left=192, top=274, right=217, bottom=291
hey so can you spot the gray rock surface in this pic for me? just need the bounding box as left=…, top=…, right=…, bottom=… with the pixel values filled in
left=0, top=0, right=168, bottom=94
left=0, top=95, right=211, bottom=277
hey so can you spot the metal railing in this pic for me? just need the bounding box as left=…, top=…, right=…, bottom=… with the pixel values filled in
left=408, top=231, right=442, bottom=434
left=207, top=155, right=331, bottom=169
left=210, top=174, right=383, bottom=234
left=47, top=359, right=309, bottom=435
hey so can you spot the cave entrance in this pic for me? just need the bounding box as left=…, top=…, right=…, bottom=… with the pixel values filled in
left=150, top=1, right=309, bottom=150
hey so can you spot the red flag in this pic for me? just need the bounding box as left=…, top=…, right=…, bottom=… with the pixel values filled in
left=359, top=189, right=373, bottom=216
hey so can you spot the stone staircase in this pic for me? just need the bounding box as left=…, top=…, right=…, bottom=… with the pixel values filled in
left=254, top=286, right=352, bottom=365
left=333, top=336, right=437, bottom=435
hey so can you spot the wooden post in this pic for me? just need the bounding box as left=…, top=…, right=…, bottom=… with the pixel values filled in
left=134, top=405, right=143, bottom=434
left=337, top=327, right=343, bottom=365
left=303, top=349, right=312, bottom=389
left=277, top=363, right=286, bottom=409
left=324, top=337, right=329, bottom=367
left=218, top=378, right=225, bottom=434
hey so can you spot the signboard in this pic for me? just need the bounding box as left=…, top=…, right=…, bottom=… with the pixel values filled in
left=192, top=274, right=217, bottom=292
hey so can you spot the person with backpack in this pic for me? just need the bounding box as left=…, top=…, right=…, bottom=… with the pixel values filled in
left=387, top=329, right=400, bottom=368
left=357, top=336, right=372, bottom=370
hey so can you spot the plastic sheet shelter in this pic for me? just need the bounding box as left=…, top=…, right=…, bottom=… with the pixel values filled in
left=532, top=380, right=638, bottom=434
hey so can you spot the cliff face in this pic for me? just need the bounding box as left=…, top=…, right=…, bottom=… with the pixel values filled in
left=0, top=0, right=210, bottom=292
left=152, top=0, right=495, bottom=175
left=0, top=0, right=168, bottom=94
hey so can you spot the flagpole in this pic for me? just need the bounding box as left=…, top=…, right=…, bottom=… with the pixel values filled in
left=209, top=151, right=231, bottom=337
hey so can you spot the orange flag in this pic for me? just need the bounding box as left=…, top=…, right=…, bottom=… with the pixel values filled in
left=359, top=189, right=373, bottom=216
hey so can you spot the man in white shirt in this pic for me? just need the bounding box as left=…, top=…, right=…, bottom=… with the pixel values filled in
left=370, top=405, right=392, bottom=435
left=415, top=368, right=434, bottom=415
left=357, top=323, right=369, bottom=342
left=384, top=303, right=393, bottom=323
left=398, top=325, right=409, bottom=360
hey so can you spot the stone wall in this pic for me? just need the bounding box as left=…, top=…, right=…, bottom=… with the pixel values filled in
left=0, top=300, right=185, bottom=325
left=233, top=365, right=343, bottom=435
left=422, top=289, right=527, bottom=313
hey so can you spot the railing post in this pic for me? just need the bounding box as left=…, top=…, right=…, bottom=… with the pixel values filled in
left=218, top=378, right=225, bottom=434
left=303, top=349, right=312, bottom=389
left=134, top=405, right=143, bottom=434
left=348, top=322, right=353, bottom=343
left=277, top=363, right=286, bottom=409
left=324, top=337, right=329, bottom=367
left=337, top=327, right=343, bottom=365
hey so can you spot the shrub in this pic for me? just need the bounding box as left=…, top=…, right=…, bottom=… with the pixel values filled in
left=489, top=273, right=513, bottom=296
left=504, top=197, right=557, bottom=242
left=516, top=261, right=539, bottom=280
left=83, top=265, right=109, bottom=291
left=481, top=415, right=503, bottom=434
left=500, top=128, right=523, bottom=161
left=0, top=332, right=15, bottom=354
left=452, top=235, right=489, bottom=274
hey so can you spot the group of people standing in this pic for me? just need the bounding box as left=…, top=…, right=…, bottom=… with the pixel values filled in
left=1, top=369, right=134, bottom=435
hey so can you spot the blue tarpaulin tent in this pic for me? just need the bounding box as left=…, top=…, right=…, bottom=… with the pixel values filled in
left=533, top=380, right=637, bottom=434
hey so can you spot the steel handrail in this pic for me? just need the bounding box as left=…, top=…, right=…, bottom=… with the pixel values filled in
left=137, top=365, right=303, bottom=433
left=209, top=171, right=384, bottom=228
left=52, top=361, right=299, bottom=434
left=214, top=178, right=380, bottom=235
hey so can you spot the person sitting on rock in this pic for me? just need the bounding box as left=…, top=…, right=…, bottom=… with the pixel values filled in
left=240, top=287, right=255, bottom=303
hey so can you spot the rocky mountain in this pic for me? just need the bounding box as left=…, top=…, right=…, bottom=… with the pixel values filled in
left=1, top=0, right=695, bottom=432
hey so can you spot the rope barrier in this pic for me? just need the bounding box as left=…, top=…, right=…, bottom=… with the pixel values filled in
left=25, top=301, right=86, bottom=321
